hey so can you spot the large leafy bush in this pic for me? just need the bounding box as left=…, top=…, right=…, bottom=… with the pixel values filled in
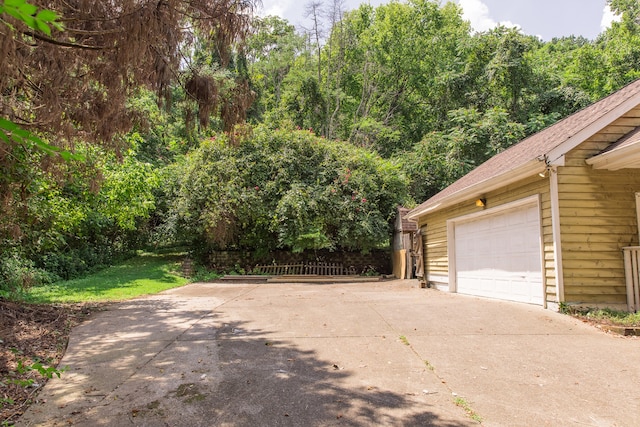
left=168, top=125, right=411, bottom=254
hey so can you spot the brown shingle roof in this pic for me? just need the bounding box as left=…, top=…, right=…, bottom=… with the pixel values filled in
left=397, top=207, right=418, bottom=232
left=408, top=79, right=640, bottom=219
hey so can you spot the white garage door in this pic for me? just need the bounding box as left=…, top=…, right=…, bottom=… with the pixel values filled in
left=453, top=200, right=543, bottom=305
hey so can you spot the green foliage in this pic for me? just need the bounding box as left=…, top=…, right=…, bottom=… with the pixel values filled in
left=481, top=27, right=541, bottom=119
left=401, top=107, right=526, bottom=200
left=4, top=348, right=67, bottom=396
left=99, top=153, right=160, bottom=231
left=167, top=125, right=411, bottom=254
left=454, top=396, right=483, bottom=423
left=322, top=0, right=472, bottom=151
left=0, top=143, right=160, bottom=290
left=608, top=0, right=640, bottom=30
left=280, top=71, right=327, bottom=133
left=0, top=0, right=63, bottom=35
left=0, top=250, right=59, bottom=296
left=254, top=0, right=616, bottom=162
left=14, top=358, right=66, bottom=379
left=350, top=118, right=402, bottom=158
left=246, top=15, right=305, bottom=121
left=0, top=119, right=82, bottom=161
left=190, top=265, right=223, bottom=282
left=0, top=397, right=15, bottom=410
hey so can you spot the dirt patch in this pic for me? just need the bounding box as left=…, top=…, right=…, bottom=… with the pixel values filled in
left=572, top=316, right=640, bottom=337
left=565, top=308, right=640, bottom=337
left=0, top=299, right=106, bottom=425
left=174, top=383, right=208, bottom=403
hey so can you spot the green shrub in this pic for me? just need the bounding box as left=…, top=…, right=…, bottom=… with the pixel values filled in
left=166, top=125, right=413, bottom=254
left=0, top=251, right=59, bottom=294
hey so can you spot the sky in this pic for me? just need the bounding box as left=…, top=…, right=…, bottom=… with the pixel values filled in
left=259, top=0, right=618, bottom=41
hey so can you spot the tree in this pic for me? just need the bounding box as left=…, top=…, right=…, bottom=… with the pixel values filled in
left=608, top=0, right=640, bottom=29
left=401, top=107, right=526, bottom=201
left=0, top=140, right=159, bottom=287
left=168, top=125, right=412, bottom=255
left=1, top=0, right=257, bottom=145
left=305, top=1, right=325, bottom=92
left=1, top=0, right=258, bottom=289
left=324, top=0, right=346, bottom=139
left=0, top=2, right=76, bottom=155
left=323, top=0, right=472, bottom=153
left=246, top=16, right=305, bottom=122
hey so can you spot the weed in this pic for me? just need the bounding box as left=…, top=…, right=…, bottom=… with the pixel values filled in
left=228, top=264, right=246, bottom=276
left=190, top=266, right=222, bottom=282
left=9, top=349, right=67, bottom=388
left=399, top=335, right=410, bottom=346
left=566, top=307, right=640, bottom=327
left=13, top=357, right=67, bottom=379
left=0, top=397, right=15, bottom=408
left=454, top=396, right=483, bottom=423
left=30, top=361, right=67, bottom=379
left=361, top=265, right=379, bottom=277
left=6, top=378, right=34, bottom=388
left=424, top=360, right=435, bottom=371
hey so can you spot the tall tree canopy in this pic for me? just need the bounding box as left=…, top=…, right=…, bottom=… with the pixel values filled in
left=0, top=0, right=259, bottom=280
left=0, top=0, right=258, bottom=147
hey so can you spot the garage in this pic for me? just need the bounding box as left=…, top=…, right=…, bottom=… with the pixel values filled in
left=451, top=198, right=543, bottom=305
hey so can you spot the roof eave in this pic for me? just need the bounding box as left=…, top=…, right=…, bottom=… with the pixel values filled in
left=546, top=91, right=640, bottom=164
left=586, top=140, right=640, bottom=170
left=406, top=159, right=546, bottom=220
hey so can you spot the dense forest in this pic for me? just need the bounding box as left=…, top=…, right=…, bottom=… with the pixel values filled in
left=2, top=0, right=640, bottom=292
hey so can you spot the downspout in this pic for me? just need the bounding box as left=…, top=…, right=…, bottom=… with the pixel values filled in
left=549, top=165, right=565, bottom=306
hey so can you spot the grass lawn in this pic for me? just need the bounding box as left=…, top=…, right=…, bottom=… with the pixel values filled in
left=27, top=252, right=190, bottom=303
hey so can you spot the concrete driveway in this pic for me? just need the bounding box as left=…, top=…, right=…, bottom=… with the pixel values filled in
left=18, top=280, right=640, bottom=426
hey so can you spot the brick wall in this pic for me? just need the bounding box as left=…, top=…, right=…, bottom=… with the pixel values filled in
left=208, top=249, right=391, bottom=275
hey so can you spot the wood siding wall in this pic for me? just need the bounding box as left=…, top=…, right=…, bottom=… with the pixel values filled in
left=559, top=111, right=640, bottom=306
left=417, top=176, right=555, bottom=302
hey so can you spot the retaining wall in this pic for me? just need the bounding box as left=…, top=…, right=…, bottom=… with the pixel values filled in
left=208, top=249, right=391, bottom=275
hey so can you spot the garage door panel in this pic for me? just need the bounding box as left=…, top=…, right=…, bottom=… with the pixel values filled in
left=458, top=274, right=542, bottom=302
left=454, top=201, right=543, bottom=305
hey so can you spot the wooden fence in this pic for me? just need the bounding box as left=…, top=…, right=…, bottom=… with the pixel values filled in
left=253, top=262, right=356, bottom=276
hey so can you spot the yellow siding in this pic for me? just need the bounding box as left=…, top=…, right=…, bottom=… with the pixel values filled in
left=559, top=127, right=640, bottom=306
left=418, top=176, right=555, bottom=301
left=416, top=109, right=640, bottom=308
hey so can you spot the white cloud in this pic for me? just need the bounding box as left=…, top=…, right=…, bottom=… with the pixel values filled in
left=600, top=4, right=621, bottom=32
left=259, top=2, right=286, bottom=18
left=458, top=0, right=519, bottom=33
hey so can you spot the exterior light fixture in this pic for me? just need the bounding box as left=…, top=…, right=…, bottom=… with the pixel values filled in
left=539, top=166, right=552, bottom=178
left=475, top=198, right=486, bottom=207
